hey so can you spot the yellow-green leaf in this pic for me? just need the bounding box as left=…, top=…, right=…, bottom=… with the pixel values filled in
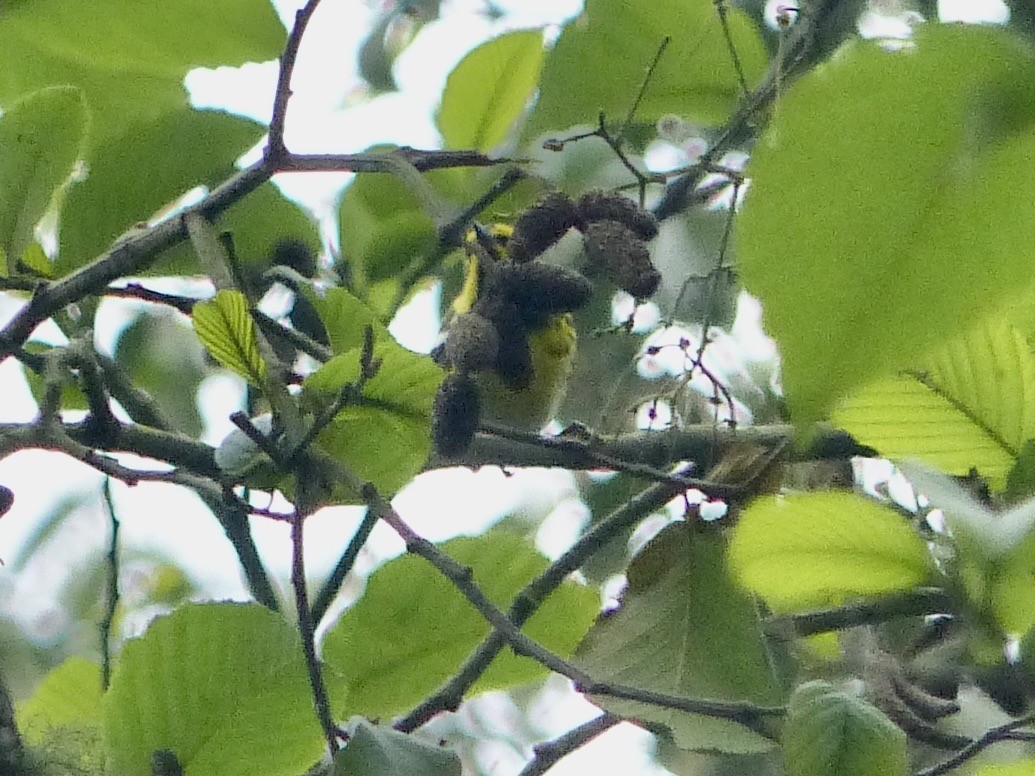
left=739, top=25, right=1035, bottom=424
left=192, top=289, right=266, bottom=386
left=729, top=492, right=934, bottom=610
left=104, top=603, right=324, bottom=776
left=437, top=29, right=544, bottom=152
left=835, top=318, right=1035, bottom=492
left=16, top=657, right=102, bottom=746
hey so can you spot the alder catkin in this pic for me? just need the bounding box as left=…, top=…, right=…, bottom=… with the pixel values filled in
left=582, top=220, right=661, bottom=299
left=473, top=296, right=534, bottom=389
left=443, top=312, right=500, bottom=372
left=576, top=190, right=658, bottom=240
left=432, top=371, right=481, bottom=456
left=499, top=262, right=593, bottom=323
left=507, top=191, right=582, bottom=262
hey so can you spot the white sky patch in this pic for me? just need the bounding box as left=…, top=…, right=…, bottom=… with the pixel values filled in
left=940, top=0, right=1009, bottom=24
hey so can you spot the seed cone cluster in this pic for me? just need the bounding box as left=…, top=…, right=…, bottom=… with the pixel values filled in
left=432, top=190, right=661, bottom=456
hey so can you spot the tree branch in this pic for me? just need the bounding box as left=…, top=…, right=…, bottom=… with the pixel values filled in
left=654, top=0, right=845, bottom=220
left=267, top=0, right=324, bottom=157
left=517, top=713, right=622, bottom=776
left=395, top=471, right=692, bottom=731
left=764, top=589, right=955, bottom=640
left=100, top=477, right=120, bottom=690
left=914, top=711, right=1035, bottom=776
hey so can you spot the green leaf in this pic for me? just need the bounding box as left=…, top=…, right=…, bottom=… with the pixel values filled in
left=332, top=719, right=461, bottom=776
left=1006, top=440, right=1035, bottom=502
left=833, top=318, right=1035, bottom=492
left=523, top=0, right=767, bottom=139
left=975, top=762, right=1035, bottom=776
left=729, top=492, right=934, bottom=610
left=114, top=312, right=209, bottom=437
left=437, top=29, right=544, bottom=152
left=0, top=0, right=283, bottom=141
left=321, top=530, right=598, bottom=718
left=337, top=172, right=439, bottom=291
left=783, top=681, right=907, bottom=776
left=309, top=287, right=385, bottom=355
left=154, top=182, right=320, bottom=276
left=57, top=108, right=265, bottom=273
left=19, top=241, right=56, bottom=278
left=104, top=602, right=324, bottom=776
left=16, top=657, right=102, bottom=745
left=0, top=1, right=280, bottom=273
left=0, top=86, right=87, bottom=275
left=574, top=524, right=784, bottom=753
left=301, top=285, right=443, bottom=499
left=307, top=343, right=443, bottom=498
left=738, top=25, right=1035, bottom=424
left=192, top=289, right=266, bottom=386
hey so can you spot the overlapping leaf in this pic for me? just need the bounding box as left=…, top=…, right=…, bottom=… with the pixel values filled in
left=56, top=108, right=266, bottom=273
left=738, top=25, right=1035, bottom=423
left=300, top=286, right=442, bottom=498
left=104, top=603, right=324, bottom=776
left=16, top=657, right=102, bottom=745
left=0, top=0, right=283, bottom=140
left=0, top=0, right=284, bottom=273
left=321, top=531, right=598, bottom=718
left=524, top=0, right=767, bottom=139
left=192, top=290, right=266, bottom=386
left=834, top=318, right=1035, bottom=492
left=437, top=29, right=545, bottom=151
left=575, top=524, right=785, bottom=753
left=332, top=720, right=461, bottom=776
left=783, top=681, right=906, bottom=776
left=0, top=86, right=87, bottom=275
left=729, top=492, right=934, bottom=610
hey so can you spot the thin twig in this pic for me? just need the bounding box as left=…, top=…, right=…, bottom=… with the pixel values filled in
left=616, top=37, right=671, bottom=145
left=267, top=0, right=325, bottom=158
left=914, top=711, right=1035, bottom=776
left=100, top=477, right=120, bottom=690
left=764, top=589, right=954, bottom=640
left=714, top=0, right=749, bottom=98
left=105, top=282, right=197, bottom=314
left=310, top=507, right=379, bottom=626
left=397, top=469, right=696, bottom=731
left=517, top=713, right=622, bottom=776
left=291, top=462, right=341, bottom=754
left=475, top=422, right=741, bottom=500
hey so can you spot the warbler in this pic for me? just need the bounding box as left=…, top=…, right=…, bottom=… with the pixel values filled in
left=431, top=190, right=661, bottom=456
